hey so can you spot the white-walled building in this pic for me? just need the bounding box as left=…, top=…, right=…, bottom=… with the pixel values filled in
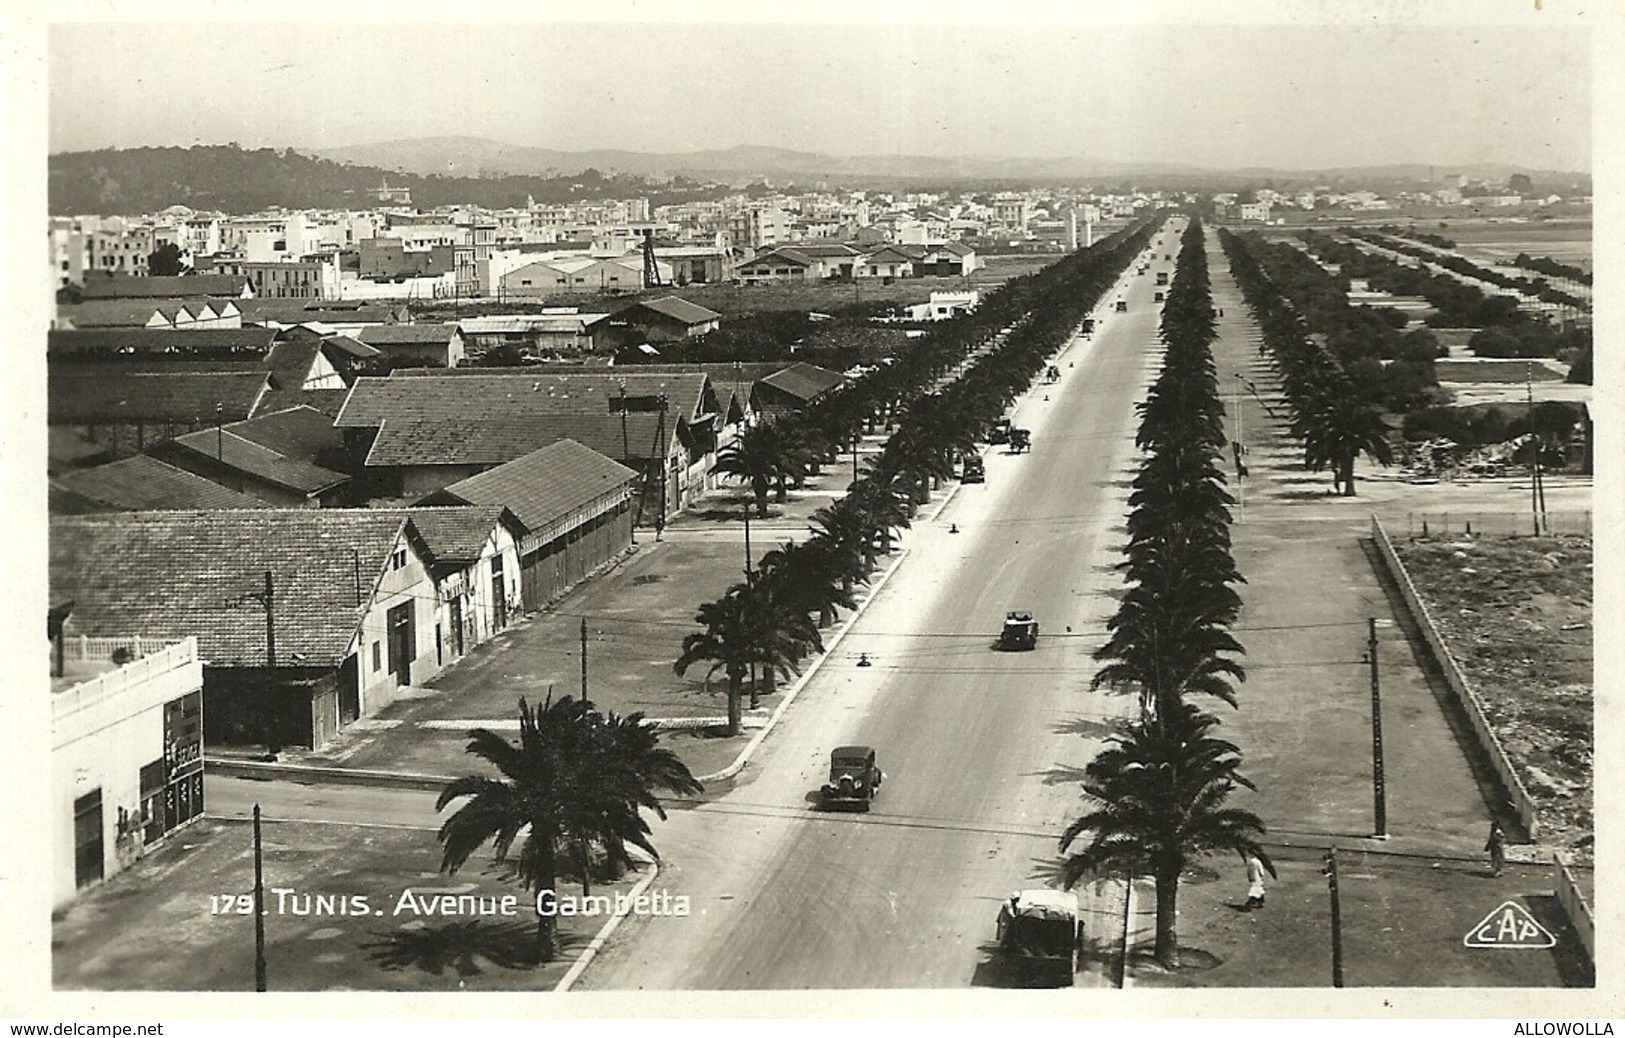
left=53, top=635, right=205, bottom=907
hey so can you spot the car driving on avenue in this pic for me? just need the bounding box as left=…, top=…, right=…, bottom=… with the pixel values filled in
left=820, top=746, right=884, bottom=810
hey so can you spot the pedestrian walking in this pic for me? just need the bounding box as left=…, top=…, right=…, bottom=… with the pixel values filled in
left=1245, top=854, right=1268, bottom=909
left=1485, top=822, right=1506, bottom=877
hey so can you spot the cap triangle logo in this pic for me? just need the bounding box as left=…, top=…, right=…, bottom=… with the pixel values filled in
left=1463, top=900, right=1557, bottom=949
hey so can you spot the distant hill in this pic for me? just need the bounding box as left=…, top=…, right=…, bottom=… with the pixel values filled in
left=312, top=136, right=1210, bottom=181
left=49, top=141, right=1589, bottom=216
left=46, top=145, right=725, bottom=216
left=312, top=136, right=1586, bottom=186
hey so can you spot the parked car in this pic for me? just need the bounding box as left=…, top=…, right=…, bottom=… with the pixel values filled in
left=987, top=417, right=1013, bottom=445
left=1009, top=428, right=1032, bottom=453
left=821, top=746, right=884, bottom=810
left=962, top=454, right=986, bottom=483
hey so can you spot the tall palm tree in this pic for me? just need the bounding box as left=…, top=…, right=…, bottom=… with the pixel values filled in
left=674, top=588, right=756, bottom=735
left=436, top=696, right=575, bottom=961
left=1059, top=703, right=1274, bottom=969
left=435, top=694, right=697, bottom=962
left=1295, top=380, right=1395, bottom=495
left=758, top=537, right=858, bottom=628
left=739, top=579, right=823, bottom=705
left=714, top=421, right=805, bottom=516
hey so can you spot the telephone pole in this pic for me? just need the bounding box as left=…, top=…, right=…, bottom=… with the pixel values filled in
left=1368, top=618, right=1387, bottom=838
left=1325, top=847, right=1345, bottom=988
left=580, top=615, right=588, bottom=700
left=1526, top=363, right=1545, bottom=536
left=253, top=804, right=268, bottom=992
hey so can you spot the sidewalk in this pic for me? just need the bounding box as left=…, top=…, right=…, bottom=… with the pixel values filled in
left=251, top=432, right=933, bottom=783
left=1135, top=236, right=1592, bottom=985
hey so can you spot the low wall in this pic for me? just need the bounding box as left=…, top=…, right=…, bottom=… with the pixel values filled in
left=1552, top=856, right=1594, bottom=963
left=1368, top=515, right=1541, bottom=840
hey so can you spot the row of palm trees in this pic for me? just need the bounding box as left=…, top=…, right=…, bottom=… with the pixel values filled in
left=426, top=219, right=1171, bottom=968
left=678, top=215, right=1170, bottom=734
left=1060, top=218, right=1273, bottom=971
left=1220, top=229, right=1395, bottom=495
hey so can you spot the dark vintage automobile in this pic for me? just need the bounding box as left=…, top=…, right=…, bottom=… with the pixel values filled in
left=987, top=417, right=1013, bottom=445
left=961, top=453, right=986, bottom=483
left=1000, top=611, right=1038, bottom=651
left=820, top=745, right=884, bottom=810
left=1008, top=428, right=1032, bottom=453
left=1114, top=299, right=1128, bottom=313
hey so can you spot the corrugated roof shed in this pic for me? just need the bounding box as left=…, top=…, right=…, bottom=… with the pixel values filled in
left=48, top=370, right=271, bottom=424
left=48, top=328, right=280, bottom=356
left=166, top=428, right=348, bottom=497
left=49, top=510, right=418, bottom=667
left=758, top=362, right=846, bottom=403
left=432, top=440, right=638, bottom=533
left=356, top=324, right=460, bottom=346
left=50, top=456, right=267, bottom=513
left=364, top=505, right=523, bottom=567
left=336, top=372, right=712, bottom=427
left=365, top=413, right=673, bottom=467
left=627, top=296, right=722, bottom=326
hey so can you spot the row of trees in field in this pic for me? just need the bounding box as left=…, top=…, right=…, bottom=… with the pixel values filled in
left=1354, top=231, right=1588, bottom=311
left=680, top=214, right=1165, bottom=733
left=1235, top=232, right=1447, bottom=419
left=1510, top=252, right=1591, bottom=287
left=428, top=214, right=1164, bottom=964
left=1299, top=231, right=1592, bottom=371
left=1223, top=229, right=1395, bottom=496
left=1060, top=217, right=1271, bottom=969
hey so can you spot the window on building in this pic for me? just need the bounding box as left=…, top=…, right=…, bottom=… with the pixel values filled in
left=371, top=641, right=382, bottom=672
left=392, top=548, right=408, bottom=570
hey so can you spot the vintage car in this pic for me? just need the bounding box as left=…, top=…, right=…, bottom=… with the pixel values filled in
left=987, top=417, right=1013, bottom=445
left=997, top=889, right=1083, bottom=987
left=1000, top=611, right=1038, bottom=651
left=1115, top=299, right=1128, bottom=313
left=1008, top=428, right=1032, bottom=453
left=820, top=745, right=884, bottom=810
left=961, top=454, right=986, bottom=484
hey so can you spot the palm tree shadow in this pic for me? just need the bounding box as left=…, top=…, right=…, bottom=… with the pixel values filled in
left=362, top=917, right=573, bottom=976
left=1040, top=763, right=1092, bottom=788
left=1051, top=714, right=1128, bottom=740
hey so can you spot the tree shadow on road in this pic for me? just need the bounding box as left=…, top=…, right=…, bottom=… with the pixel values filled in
left=1050, top=714, right=1129, bottom=741
left=362, top=917, right=577, bottom=977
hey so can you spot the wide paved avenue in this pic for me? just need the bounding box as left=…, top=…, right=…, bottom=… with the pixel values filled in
left=580, top=226, right=1182, bottom=989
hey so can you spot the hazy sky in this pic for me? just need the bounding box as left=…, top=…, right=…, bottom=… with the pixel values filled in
left=47, top=12, right=1593, bottom=172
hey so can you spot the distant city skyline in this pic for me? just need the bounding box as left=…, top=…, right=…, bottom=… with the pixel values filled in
left=47, top=12, right=1592, bottom=173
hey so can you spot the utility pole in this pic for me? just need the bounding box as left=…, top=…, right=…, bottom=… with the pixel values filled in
left=261, top=570, right=275, bottom=668
left=1368, top=618, right=1387, bottom=838
left=253, top=804, right=267, bottom=992
left=1324, top=847, right=1345, bottom=988
left=579, top=615, right=588, bottom=700
left=743, top=504, right=754, bottom=585
left=1526, top=363, right=1544, bottom=536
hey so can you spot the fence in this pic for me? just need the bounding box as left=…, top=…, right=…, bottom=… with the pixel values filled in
left=58, top=634, right=178, bottom=673
left=1552, top=855, right=1594, bottom=963
left=1368, top=515, right=1542, bottom=840
left=1391, top=511, right=1592, bottom=540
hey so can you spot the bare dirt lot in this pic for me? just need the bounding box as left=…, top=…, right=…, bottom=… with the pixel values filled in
left=1391, top=534, right=1593, bottom=859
